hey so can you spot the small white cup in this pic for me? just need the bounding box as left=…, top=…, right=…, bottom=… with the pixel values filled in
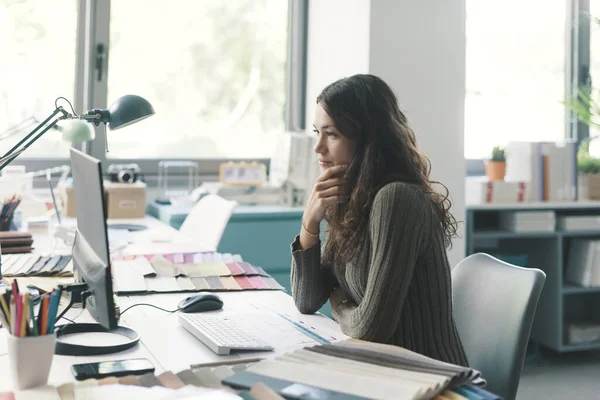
left=7, top=333, right=56, bottom=390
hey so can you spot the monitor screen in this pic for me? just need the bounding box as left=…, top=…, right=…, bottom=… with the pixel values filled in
left=69, top=148, right=117, bottom=330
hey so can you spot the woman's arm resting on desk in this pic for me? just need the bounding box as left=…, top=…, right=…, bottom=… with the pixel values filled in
left=290, top=236, right=336, bottom=314
left=332, top=182, right=431, bottom=343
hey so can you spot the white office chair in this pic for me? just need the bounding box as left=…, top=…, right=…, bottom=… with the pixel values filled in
left=452, top=253, right=546, bottom=400
left=178, top=194, right=237, bottom=252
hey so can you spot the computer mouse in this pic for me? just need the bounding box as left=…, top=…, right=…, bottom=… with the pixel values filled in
left=177, top=293, right=224, bottom=313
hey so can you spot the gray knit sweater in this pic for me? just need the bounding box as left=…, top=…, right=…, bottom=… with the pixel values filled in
left=290, top=182, right=469, bottom=366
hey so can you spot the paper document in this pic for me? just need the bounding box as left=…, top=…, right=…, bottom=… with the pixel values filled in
left=72, top=384, right=239, bottom=399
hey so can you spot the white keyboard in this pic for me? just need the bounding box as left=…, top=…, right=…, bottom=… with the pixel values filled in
left=178, top=313, right=274, bottom=355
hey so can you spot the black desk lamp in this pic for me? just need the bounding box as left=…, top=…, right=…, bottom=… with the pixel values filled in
left=0, top=95, right=154, bottom=171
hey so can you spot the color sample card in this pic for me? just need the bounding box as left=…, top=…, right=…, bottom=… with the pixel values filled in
left=112, top=251, right=285, bottom=294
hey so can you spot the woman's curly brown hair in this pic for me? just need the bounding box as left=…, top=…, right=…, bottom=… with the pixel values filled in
left=317, top=74, right=458, bottom=264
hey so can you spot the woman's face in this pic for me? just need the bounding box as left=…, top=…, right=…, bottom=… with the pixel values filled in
left=313, top=103, right=357, bottom=173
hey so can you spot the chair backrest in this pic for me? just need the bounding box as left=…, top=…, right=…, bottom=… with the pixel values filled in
left=178, top=194, right=237, bottom=252
left=452, top=253, right=546, bottom=400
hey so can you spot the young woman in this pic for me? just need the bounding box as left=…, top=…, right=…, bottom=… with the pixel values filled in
left=290, top=74, right=468, bottom=366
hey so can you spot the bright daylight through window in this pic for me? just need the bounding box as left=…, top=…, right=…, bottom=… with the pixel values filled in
left=465, top=0, right=566, bottom=159
left=0, top=0, right=289, bottom=161
left=0, top=0, right=78, bottom=158
left=106, top=0, right=288, bottom=159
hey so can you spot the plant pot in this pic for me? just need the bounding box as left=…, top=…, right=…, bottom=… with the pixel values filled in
left=485, top=161, right=506, bottom=182
left=578, top=173, right=600, bottom=200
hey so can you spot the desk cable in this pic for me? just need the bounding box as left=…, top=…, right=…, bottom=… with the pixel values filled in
left=119, top=303, right=178, bottom=316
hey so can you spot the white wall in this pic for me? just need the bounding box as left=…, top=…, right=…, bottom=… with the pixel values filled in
left=305, top=0, right=466, bottom=267
left=368, top=0, right=466, bottom=267
left=304, top=0, right=371, bottom=129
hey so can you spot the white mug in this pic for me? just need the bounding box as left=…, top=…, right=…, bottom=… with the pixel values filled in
left=6, top=333, right=56, bottom=390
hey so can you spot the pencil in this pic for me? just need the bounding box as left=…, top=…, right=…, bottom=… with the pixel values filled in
left=40, top=295, right=49, bottom=335
left=14, top=293, right=22, bottom=337
left=190, top=357, right=265, bottom=369
left=9, top=296, right=16, bottom=336
left=21, top=293, right=29, bottom=337
left=0, top=292, right=9, bottom=322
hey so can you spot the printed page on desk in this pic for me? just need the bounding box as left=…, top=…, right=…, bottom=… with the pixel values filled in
left=112, top=251, right=284, bottom=294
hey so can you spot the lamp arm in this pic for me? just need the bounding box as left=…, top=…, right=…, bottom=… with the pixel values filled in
left=0, top=107, right=70, bottom=172
left=74, top=109, right=110, bottom=126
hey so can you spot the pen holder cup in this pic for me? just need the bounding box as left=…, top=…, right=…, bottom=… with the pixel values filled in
left=7, top=333, right=56, bottom=389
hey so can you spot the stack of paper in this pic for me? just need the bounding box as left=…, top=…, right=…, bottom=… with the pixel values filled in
left=557, top=215, right=600, bottom=231
left=224, top=339, right=485, bottom=400
left=499, top=211, right=555, bottom=232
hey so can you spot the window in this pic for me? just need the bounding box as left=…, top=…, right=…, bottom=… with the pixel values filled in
left=0, top=0, right=78, bottom=159
left=104, top=1, right=289, bottom=160
left=465, top=0, right=566, bottom=160
left=0, top=0, right=305, bottom=177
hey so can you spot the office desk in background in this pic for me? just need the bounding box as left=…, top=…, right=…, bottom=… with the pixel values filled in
left=0, top=217, right=344, bottom=391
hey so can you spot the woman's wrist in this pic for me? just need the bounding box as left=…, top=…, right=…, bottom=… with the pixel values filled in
left=302, top=215, right=320, bottom=234
left=302, top=218, right=320, bottom=238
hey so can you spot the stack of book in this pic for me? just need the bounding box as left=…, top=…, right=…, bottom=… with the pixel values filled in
left=505, top=141, right=577, bottom=202
left=499, top=211, right=556, bottom=233
left=557, top=215, right=600, bottom=232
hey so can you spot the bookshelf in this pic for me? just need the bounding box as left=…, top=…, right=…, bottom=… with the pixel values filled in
left=466, top=201, right=600, bottom=353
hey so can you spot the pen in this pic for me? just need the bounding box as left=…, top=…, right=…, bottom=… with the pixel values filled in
left=190, top=357, right=265, bottom=369
left=47, top=289, right=60, bottom=334
left=28, top=294, right=38, bottom=336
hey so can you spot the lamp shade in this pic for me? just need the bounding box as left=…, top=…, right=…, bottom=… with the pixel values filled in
left=56, top=120, right=95, bottom=142
left=107, top=95, right=155, bottom=130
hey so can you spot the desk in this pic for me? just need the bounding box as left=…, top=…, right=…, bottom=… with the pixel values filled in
left=0, top=217, right=344, bottom=391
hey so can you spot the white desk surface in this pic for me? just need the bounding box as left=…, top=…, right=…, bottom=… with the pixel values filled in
left=0, top=216, right=344, bottom=391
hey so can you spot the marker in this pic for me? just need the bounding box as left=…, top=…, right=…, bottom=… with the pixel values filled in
left=277, top=313, right=330, bottom=344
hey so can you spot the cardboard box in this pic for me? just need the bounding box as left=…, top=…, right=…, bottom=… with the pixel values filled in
left=59, top=184, right=77, bottom=218
left=104, top=181, right=146, bottom=219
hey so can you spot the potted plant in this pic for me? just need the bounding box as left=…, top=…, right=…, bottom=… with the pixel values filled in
left=485, top=145, right=506, bottom=181
left=576, top=139, right=600, bottom=199
left=563, top=84, right=600, bottom=199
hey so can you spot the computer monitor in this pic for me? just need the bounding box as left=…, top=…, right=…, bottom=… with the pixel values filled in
left=69, top=148, right=116, bottom=330
left=54, top=149, right=139, bottom=356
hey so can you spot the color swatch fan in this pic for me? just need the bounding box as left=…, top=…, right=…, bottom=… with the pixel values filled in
left=112, top=252, right=284, bottom=294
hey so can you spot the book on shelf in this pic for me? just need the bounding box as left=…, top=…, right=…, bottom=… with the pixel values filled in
left=466, top=178, right=529, bottom=205
left=498, top=211, right=556, bottom=232
left=566, top=239, right=600, bottom=287
left=505, top=140, right=577, bottom=202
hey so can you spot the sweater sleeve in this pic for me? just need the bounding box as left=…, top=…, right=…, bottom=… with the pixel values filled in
left=290, top=236, right=336, bottom=314
left=331, top=182, right=432, bottom=342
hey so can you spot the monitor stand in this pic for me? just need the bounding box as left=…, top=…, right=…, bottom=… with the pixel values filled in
left=53, top=283, right=140, bottom=356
